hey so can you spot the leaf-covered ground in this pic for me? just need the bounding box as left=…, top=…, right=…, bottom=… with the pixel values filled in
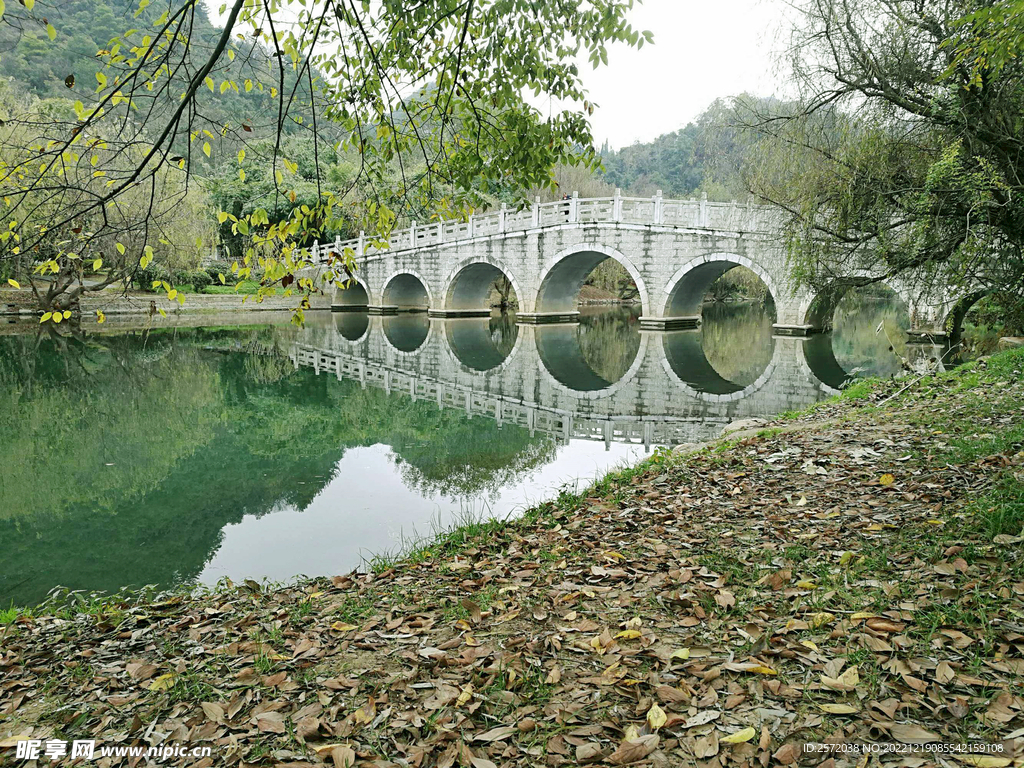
left=3, top=349, right=1024, bottom=767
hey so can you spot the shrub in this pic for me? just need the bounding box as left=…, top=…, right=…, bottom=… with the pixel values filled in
left=135, top=264, right=168, bottom=292
left=204, top=261, right=237, bottom=284
left=188, top=270, right=212, bottom=292
left=170, top=269, right=193, bottom=287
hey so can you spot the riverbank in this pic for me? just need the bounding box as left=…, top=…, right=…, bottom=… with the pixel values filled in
left=0, top=308, right=332, bottom=336
left=2, top=349, right=1023, bottom=766
left=0, top=289, right=330, bottom=318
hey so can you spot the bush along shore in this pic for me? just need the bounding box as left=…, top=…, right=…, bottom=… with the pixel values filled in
left=2, top=350, right=1024, bottom=767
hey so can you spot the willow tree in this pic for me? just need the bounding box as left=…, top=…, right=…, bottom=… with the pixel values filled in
left=747, top=0, right=1024, bottom=331
left=0, top=0, right=650, bottom=321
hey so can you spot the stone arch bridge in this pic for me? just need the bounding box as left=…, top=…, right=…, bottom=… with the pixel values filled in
left=307, top=193, right=962, bottom=338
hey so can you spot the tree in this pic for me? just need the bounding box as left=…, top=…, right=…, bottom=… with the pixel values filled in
left=746, top=0, right=1024, bottom=331
left=0, top=0, right=650, bottom=322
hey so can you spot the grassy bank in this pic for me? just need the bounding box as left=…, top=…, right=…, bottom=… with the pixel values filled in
left=2, top=349, right=1023, bottom=766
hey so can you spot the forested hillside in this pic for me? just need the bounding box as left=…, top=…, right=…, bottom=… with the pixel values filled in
left=0, top=0, right=284, bottom=134
left=599, top=96, right=772, bottom=201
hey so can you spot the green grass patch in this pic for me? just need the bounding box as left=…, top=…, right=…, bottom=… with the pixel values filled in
left=0, top=605, right=21, bottom=625
left=837, top=378, right=879, bottom=401
left=966, top=475, right=1024, bottom=538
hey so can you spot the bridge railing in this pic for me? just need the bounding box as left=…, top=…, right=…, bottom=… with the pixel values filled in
left=304, top=190, right=782, bottom=265
left=290, top=342, right=730, bottom=448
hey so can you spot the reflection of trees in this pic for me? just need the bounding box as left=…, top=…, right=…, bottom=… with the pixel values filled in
left=0, top=332, right=341, bottom=604
left=392, top=419, right=556, bottom=500
left=576, top=306, right=641, bottom=382
left=700, top=303, right=775, bottom=385
left=243, top=353, right=294, bottom=385
left=0, top=336, right=222, bottom=520
left=489, top=313, right=518, bottom=359
left=832, top=290, right=909, bottom=378
left=300, top=373, right=557, bottom=498
left=0, top=324, right=555, bottom=604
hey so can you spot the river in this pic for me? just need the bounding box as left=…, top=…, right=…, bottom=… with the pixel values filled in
left=0, top=292, right=951, bottom=605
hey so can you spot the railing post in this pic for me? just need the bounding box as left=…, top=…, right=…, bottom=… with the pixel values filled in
left=310, top=241, right=320, bottom=262
left=654, top=189, right=663, bottom=225
left=613, top=188, right=622, bottom=222
left=409, top=220, right=416, bottom=248
left=437, top=221, right=444, bottom=244
left=468, top=214, right=475, bottom=237
left=570, top=191, right=579, bottom=223
left=699, top=192, right=708, bottom=228
left=532, top=196, right=540, bottom=227
left=498, top=202, right=506, bottom=233
left=356, top=231, right=364, bottom=257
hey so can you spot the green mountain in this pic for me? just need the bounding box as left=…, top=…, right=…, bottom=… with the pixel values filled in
left=0, top=0, right=317, bottom=159
left=599, top=96, right=778, bottom=201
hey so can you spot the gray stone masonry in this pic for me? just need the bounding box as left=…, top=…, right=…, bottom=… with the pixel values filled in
left=315, top=193, right=963, bottom=339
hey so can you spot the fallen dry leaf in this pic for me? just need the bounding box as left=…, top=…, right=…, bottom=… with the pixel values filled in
left=720, top=726, right=756, bottom=744
left=608, top=734, right=659, bottom=765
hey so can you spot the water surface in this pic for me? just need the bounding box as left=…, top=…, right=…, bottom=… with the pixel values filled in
left=0, top=296, right=939, bottom=604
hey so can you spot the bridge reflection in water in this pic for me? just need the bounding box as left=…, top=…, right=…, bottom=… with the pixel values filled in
left=293, top=311, right=951, bottom=451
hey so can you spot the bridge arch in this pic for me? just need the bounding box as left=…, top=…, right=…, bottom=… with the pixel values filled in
left=534, top=323, right=649, bottom=399
left=535, top=243, right=650, bottom=315
left=662, top=253, right=778, bottom=318
left=332, top=276, right=373, bottom=310
left=382, top=270, right=432, bottom=311
left=800, top=334, right=853, bottom=393
left=799, top=276, right=912, bottom=331
left=442, top=255, right=522, bottom=312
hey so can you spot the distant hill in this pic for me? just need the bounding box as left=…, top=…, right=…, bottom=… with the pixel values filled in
left=600, top=125, right=704, bottom=197
left=599, top=95, right=780, bottom=202
left=0, top=0, right=316, bottom=163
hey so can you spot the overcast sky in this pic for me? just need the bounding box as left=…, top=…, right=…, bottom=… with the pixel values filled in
left=579, top=0, right=791, bottom=149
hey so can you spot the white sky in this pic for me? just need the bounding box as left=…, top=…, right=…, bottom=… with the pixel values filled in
left=579, top=0, right=791, bottom=149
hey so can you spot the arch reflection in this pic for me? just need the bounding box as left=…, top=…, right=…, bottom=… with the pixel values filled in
left=334, top=311, right=369, bottom=342
left=445, top=314, right=519, bottom=371
left=383, top=314, right=430, bottom=353
left=802, top=286, right=912, bottom=386
left=802, top=333, right=853, bottom=391
left=662, top=303, right=776, bottom=395
left=536, top=308, right=641, bottom=392
left=804, top=331, right=951, bottom=391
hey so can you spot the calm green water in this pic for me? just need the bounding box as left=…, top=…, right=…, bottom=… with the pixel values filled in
left=0, top=294, right=932, bottom=605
